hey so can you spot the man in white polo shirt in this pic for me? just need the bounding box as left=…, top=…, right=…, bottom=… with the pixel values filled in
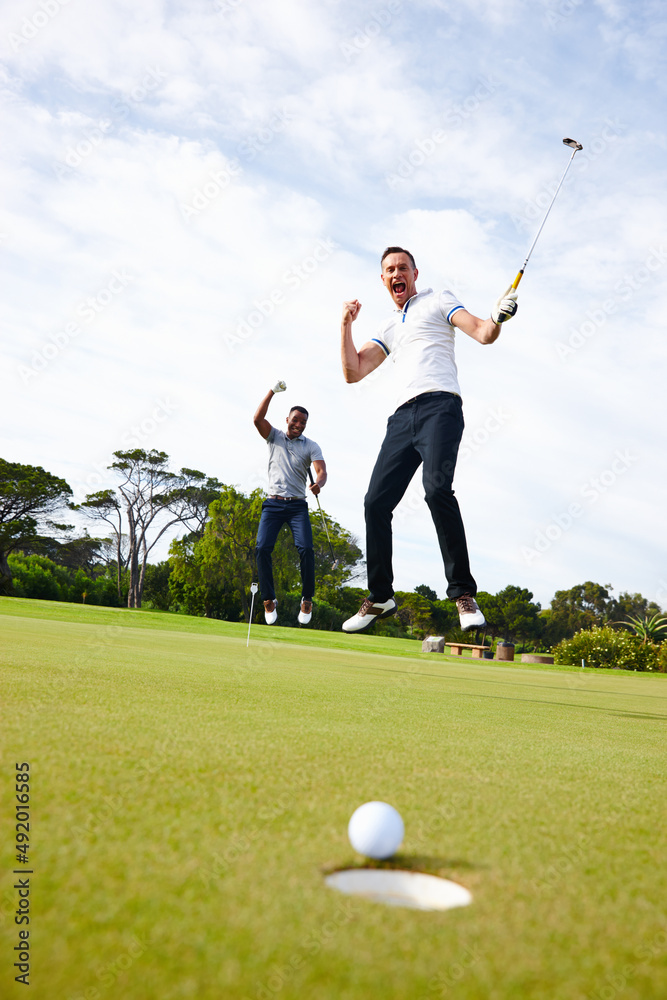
left=340, top=246, right=517, bottom=633
left=253, top=381, right=327, bottom=626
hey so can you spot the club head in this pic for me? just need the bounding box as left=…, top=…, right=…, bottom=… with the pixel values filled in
left=563, top=137, right=583, bottom=151
left=332, top=559, right=339, bottom=571
left=250, top=582, right=258, bottom=594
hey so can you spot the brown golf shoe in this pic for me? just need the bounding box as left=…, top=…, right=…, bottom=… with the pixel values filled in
left=298, top=599, right=313, bottom=625
left=263, top=599, right=278, bottom=625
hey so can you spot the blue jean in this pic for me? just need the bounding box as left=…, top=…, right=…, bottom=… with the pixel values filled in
left=255, top=498, right=315, bottom=602
left=364, top=391, right=476, bottom=602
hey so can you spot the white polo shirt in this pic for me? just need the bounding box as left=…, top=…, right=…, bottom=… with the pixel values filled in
left=372, top=288, right=465, bottom=409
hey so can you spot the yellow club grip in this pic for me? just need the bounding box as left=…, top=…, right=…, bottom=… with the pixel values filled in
left=511, top=271, right=524, bottom=291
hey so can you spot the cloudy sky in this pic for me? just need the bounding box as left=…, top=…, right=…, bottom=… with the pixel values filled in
left=2, top=0, right=666, bottom=610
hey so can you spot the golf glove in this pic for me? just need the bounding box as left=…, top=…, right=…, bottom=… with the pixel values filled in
left=272, top=380, right=287, bottom=393
left=491, top=288, right=519, bottom=324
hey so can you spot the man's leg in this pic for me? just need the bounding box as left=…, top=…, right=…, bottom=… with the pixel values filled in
left=413, top=393, right=477, bottom=600
left=364, top=406, right=422, bottom=601
left=255, top=500, right=287, bottom=601
left=287, top=501, right=315, bottom=601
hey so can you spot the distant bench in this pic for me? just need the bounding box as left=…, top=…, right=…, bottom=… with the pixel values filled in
left=446, top=643, right=490, bottom=658
left=422, top=637, right=491, bottom=657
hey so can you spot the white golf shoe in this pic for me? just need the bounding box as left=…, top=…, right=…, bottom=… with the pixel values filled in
left=298, top=598, right=312, bottom=625
left=263, top=599, right=278, bottom=625
left=342, top=596, right=397, bottom=633
left=455, top=594, right=485, bottom=631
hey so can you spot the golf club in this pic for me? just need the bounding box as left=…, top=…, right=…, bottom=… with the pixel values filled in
left=511, top=137, right=583, bottom=290
left=308, top=468, right=339, bottom=570
left=246, top=581, right=258, bottom=647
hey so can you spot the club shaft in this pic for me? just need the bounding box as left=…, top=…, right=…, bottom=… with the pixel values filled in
left=308, top=468, right=336, bottom=564
left=512, top=147, right=579, bottom=290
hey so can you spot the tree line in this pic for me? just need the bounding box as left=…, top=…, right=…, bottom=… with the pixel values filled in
left=1, top=452, right=664, bottom=652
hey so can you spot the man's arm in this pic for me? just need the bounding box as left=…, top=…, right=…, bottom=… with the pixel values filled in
left=341, top=299, right=386, bottom=383
left=452, top=287, right=518, bottom=344
left=451, top=309, right=501, bottom=345
left=309, top=459, right=327, bottom=496
left=253, top=381, right=286, bottom=439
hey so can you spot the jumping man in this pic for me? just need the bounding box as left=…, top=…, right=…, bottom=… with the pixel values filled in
left=340, top=247, right=517, bottom=633
left=253, top=381, right=327, bottom=626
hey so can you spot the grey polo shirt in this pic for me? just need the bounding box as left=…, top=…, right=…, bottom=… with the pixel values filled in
left=266, top=427, right=324, bottom=498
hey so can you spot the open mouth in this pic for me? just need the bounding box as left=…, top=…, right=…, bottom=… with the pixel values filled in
left=392, top=280, right=406, bottom=296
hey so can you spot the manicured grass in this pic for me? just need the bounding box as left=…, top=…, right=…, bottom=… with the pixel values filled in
left=1, top=598, right=666, bottom=1000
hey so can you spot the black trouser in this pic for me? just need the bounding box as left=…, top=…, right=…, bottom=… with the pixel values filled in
left=364, top=391, right=476, bottom=602
left=255, top=498, right=315, bottom=602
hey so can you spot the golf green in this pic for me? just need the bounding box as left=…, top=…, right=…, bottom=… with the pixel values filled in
left=1, top=597, right=666, bottom=1000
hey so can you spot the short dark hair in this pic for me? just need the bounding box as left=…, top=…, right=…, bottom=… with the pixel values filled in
left=289, top=405, right=308, bottom=418
left=381, top=246, right=416, bottom=269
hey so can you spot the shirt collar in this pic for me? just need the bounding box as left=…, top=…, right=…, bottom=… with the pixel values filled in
left=395, top=287, right=433, bottom=313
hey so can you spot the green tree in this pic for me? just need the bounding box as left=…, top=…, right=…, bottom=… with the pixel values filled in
left=542, top=582, right=614, bottom=645
left=395, top=591, right=433, bottom=637
left=415, top=584, right=438, bottom=602
left=169, top=486, right=364, bottom=624
left=193, top=486, right=265, bottom=620
left=0, top=459, right=72, bottom=594
left=474, top=587, right=542, bottom=646
left=608, top=591, right=662, bottom=621
left=20, top=528, right=111, bottom=574
left=79, top=450, right=222, bottom=608
left=142, top=561, right=172, bottom=611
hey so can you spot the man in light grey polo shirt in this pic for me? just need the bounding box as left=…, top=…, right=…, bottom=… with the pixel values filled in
left=253, top=381, right=327, bottom=626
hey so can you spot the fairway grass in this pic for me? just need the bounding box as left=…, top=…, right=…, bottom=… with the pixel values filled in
left=1, top=598, right=666, bottom=1000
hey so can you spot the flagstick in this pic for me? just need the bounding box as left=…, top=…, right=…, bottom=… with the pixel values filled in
left=247, top=582, right=258, bottom=647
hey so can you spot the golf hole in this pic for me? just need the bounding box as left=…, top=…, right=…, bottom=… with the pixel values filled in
left=324, top=869, right=473, bottom=911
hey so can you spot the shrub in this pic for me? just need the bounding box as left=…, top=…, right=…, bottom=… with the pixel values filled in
left=8, top=553, right=122, bottom=606
left=552, top=625, right=659, bottom=672
left=658, top=643, right=667, bottom=673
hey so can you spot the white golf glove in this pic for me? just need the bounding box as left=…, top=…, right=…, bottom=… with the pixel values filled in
left=491, top=287, right=519, bottom=324
left=272, top=380, right=287, bottom=393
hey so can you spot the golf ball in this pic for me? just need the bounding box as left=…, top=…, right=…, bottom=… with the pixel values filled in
left=348, top=801, right=404, bottom=859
